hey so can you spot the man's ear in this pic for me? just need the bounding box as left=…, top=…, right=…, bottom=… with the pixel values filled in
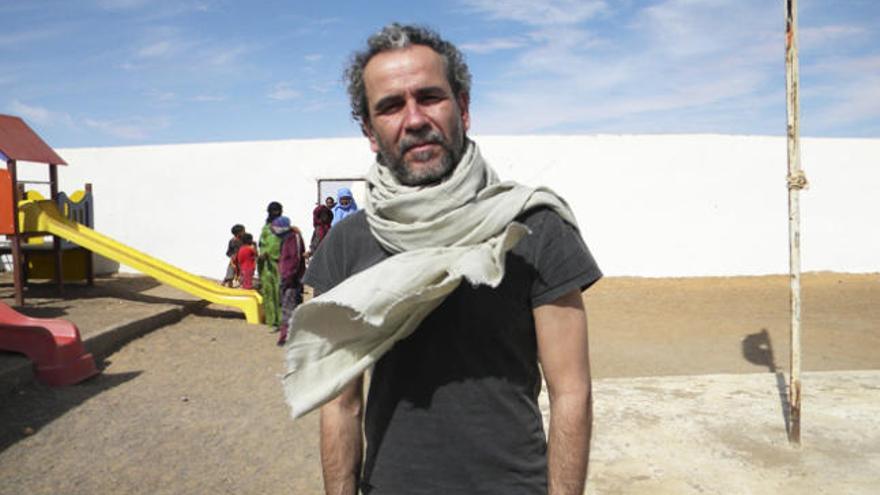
left=457, top=93, right=470, bottom=132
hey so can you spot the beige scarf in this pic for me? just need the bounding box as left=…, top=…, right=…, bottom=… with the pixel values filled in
left=282, top=141, right=577, bottom=418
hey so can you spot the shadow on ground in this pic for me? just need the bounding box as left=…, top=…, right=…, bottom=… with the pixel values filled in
left=194, top=306, right=247, bottom=320
left=742, top=328, right=791, bottom=437
left=0, top=275, right=195, bottom=315
left=0, top=370, right=141, bottom=452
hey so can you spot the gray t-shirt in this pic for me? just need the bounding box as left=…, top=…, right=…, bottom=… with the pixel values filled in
left=304, top=207, right=601, bottom=495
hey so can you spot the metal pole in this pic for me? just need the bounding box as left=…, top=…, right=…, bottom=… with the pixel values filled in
left=785, top=0, right=807, bottom=446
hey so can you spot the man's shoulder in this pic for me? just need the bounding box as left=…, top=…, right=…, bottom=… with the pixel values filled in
left=516, top=205, right=576, bottom=236
left=305, top=210, right=387, bottom=292
left=326, top=209, right=369, bottom=240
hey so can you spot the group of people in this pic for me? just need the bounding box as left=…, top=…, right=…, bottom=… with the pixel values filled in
left=221, top=188, right=359, bottom=345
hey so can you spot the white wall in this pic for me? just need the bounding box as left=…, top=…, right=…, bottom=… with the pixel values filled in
left=16, top=134, right=873, bottom=279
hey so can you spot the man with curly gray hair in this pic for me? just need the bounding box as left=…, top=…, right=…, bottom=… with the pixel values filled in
left=343, top=22, right=473, bottom=187
left=293, top=22, right=601, bottom=495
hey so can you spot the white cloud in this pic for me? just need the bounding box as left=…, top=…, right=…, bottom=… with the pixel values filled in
left=192, top=94, right=226, bottom=102
left=0, top=28, right=65, bottom=47
left=132, top=28, right=193, bottom=61
left=635, top=0, right=778, bottom=59
left=268, top=83, right=301, bottom=101
left=809, top=55, right=880, bottom=74
left=800, top=25, right=866, bottom=50
left=461, top=37, right=526, bottom=54
left=8, top=100, right=51, bottom=124
left=126, top=28, right=252, bottom=76
left=817, top=78, right=880, bottom=127
left=302, top=99, right=337, bottom=113
left=205, top=45, right=248, bottom=67
left=94, top=0, right=151, bottom=10
left=467, top=0, right=787, bottom=135
left=95, top=0, right=211, bottom=16
left=460, top=0, right=607, bottom=26
left=7, top=100, right=74, bottom=128
left=803, top=55, right=880, bottom=131
left=289, top=16, right=343, bottom=37
left=304, top=53, right=323, bottom=62
left=309, top=81, right=337, bottom=94
left=145, top=89, right=176, bottom=102
left=84, top=116, right=169, bottom=140
left=138, top=40, right=175, bottom=58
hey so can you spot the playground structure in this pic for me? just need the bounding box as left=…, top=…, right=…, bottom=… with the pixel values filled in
left=0, top=114, right=263, bottom=384
left=10, top=187, right=97, bottom=283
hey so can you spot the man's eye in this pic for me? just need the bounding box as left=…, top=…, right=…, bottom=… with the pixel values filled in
left=377, top=102, right=403, bottom=114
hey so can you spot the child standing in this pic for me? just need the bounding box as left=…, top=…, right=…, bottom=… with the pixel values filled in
left=307, top=204, right=333, bottom=258
left=236, top=233, right=258, bottom=290
left=222, top=224, right=245, bottom=287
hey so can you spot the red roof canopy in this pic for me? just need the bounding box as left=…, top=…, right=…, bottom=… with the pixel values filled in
left=0, top=114, right=66, bottom=165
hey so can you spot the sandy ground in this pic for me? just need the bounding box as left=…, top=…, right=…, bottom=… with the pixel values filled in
left=0, top=272, right=877, bottom=494
left=585, top=273, right=879, bottom=377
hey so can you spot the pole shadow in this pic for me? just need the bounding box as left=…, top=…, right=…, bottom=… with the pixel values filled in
left=741, top=328, right=792, bottom=438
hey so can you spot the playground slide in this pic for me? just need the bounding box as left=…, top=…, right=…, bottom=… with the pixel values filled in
left=0, top=302, right=98, bottom=386
left=19, top=200, right=263, bottom=324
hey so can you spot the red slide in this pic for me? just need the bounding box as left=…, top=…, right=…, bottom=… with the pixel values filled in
left=0, top=302, right=98, bottom=386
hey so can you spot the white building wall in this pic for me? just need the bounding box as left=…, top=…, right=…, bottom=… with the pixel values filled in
left=18, top=134, right=874, bottom=279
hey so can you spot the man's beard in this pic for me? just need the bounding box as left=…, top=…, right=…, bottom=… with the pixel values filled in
left=376, top=129, right=465, bottom=186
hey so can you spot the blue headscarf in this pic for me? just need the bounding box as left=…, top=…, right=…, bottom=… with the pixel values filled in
left=331, top=187, right=358, bottom=227
left=271, top=216, right=292, bottom=238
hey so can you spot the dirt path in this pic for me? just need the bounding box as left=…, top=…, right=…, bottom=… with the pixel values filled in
left=0, top=273, right=877, bottom=494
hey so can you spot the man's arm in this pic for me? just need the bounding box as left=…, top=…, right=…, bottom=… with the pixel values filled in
left=320, top=375, right=364, bottom=495
left=534, top=288, right=593, bottom=495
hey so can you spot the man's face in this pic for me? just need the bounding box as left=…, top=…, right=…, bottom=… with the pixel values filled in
left=325, top=197, right=335, bottom=208
left=339, top=196, right=352, bottom=207
left=362, top=45, right=470, bottom=186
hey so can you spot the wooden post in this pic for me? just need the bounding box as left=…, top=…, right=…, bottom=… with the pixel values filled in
left=50, top=164, right=64, bottom=294
left=8, top=160, right=24, bottom=306
left=785, top=0, right=807, bottom=446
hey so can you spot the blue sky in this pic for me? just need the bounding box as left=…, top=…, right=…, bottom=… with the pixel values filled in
left=2, top=0, right=879, bottom=148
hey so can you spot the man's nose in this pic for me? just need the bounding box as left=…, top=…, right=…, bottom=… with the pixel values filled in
left=403, top=99, right=429, bottom=132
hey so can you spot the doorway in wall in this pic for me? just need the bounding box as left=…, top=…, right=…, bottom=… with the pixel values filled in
left=317, top=178, right=367, bottom=209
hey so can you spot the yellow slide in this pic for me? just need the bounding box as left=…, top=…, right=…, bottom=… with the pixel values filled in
left=19, top=200, right=263, bottom=324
